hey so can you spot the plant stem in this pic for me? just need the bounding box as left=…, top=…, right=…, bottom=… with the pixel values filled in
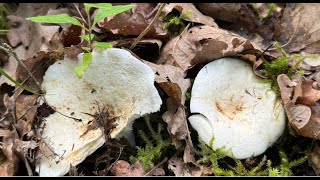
left=86, top=9, right=92, bottom=52
left=130, top=3, right=165, bottom=50
left=0, top=43, right=42, bottom=91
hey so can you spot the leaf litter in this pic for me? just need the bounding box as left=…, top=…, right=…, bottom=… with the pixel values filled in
left=0, top=3, right=319, bottom=176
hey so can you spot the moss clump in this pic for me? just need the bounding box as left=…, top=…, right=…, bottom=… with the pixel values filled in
left=248, top=3, right=277, bottom=20
left=195, top=137, right=307, bottom=176
left=0, top=3, right=16, bottom=35
left=262, top=42, right=306, bottom=92
left=129, top=116, right=171, bottom=171
left=163, top=10, right=191, bottom=35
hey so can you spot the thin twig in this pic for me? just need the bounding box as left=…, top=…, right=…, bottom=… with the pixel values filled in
left=73, top=3, right=87, bottom=25
left=144, top=157, right=168, bottom=176
left=267, top=12, right=302, bottom=51
left=130, top=3, right=165, bottom=50
left=145, top=3, right=161, bottom=20
left=0, top=43, right=42, bottom=90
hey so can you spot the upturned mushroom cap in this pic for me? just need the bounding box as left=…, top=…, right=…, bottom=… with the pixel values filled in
left=36, top=48, right=162, bottom=176
left=188, top=58, right=286, bottom=159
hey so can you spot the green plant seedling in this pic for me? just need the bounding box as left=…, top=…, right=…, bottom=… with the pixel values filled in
left=26, top=3, right=134, bottom=78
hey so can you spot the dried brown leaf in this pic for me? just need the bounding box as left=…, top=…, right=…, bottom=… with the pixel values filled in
left=98, top=3, right=168, bottom=38
left=0, top=129, right=19, bottom=176
left=158, top=82, right=183, bottom=108
left=15, top=51, right=46, bottom=93
left=274, top=3, right=320, bottom=53
left=162, top=3, right=217, bottom=27
left=295, top=80, right=320, bottom=107
left=14, top=94, right=38, bottom=137
left=6, top=16, right=30, bottom=48
left=157, top=25, right=261, bottom=71
left=110, top=160, right=146, bottom=176
left=168, top=156, right=212, bottom=176
left=308, top=145, right=320, bottom=176
left=278, top=74, right=320, bottom=139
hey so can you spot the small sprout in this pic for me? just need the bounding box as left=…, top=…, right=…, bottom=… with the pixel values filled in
left=26, top=3, right=134, bottom=78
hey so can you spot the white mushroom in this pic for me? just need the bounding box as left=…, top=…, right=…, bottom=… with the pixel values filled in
left=188, top=58, right=286, bottom=159
left=36, top=48, right=162, bottom=176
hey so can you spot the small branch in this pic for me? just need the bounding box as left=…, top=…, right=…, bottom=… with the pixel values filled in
left=73, top=3, right=87, bottom=26
left=267, top=12, right=301, bottom=51
left=0, top=43, right=42, bottom=90
left=145, top=3, right=161, bottom=20
left=144, top=157, right=168, bottom=176
left=130, top=3, right=165, bottom=50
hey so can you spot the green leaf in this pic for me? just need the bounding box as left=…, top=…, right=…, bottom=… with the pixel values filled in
left=92, top=4, right=134, bottom=28
left=80, top=34, right=95, bottom=42
left=74, top=52, right=93, bottom=78
left=84, top=3, right=112, bottom=13
left=92, top=42, right=113, bottom=49
left=26, top=14, right=83, bottom=27
left=0, top=67, right=35, bottom=94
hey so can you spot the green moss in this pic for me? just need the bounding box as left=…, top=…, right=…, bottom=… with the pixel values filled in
left=0, top=3, right=16, bottom=35
left=163, top=10, right=192, bottom=35
left=262, top=41, right=306, bottom=93
left=248, top=3, right=277, bottom=20
left=129, top=116, right=171, bottom=171
left=195, top=137, right=307, bottom=176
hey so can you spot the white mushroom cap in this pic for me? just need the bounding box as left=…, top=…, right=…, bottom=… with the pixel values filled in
left=188, top=58, right=286, bottom=159
left=36, top=48, right=162, bottom=176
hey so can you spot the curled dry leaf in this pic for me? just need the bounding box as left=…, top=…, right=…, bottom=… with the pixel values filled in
left=295, top=80, right=320, bottom=107
left=6, top=16, right=30, bottom=48
left=0, top=129, right=19, bottom=176
left=196, top=3, right=259, bottom=30
left=157, top=25, right=262, bottom=71
left=98, top=3, right=168, bottom=38
left=168, top=156, right=212, bottom=176
left=278, top=74, right=320, bottom=139
left=110, top=160, right=146, bottom=176
left=274, top=3, right=320, bottom=53
left=308, top=145, right=320, bottom=176
left=14, top=94, right=38, bottom=138
left=162, top=3, right=217, bottom=27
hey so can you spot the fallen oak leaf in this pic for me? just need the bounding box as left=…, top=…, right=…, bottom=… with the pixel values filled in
left=14, top=94, right=38, bottom=138
left=158, top=82, right=184, bottom=108
left=308, top=144, right=320, bottom=176
left=295, top=80, right=320, bottom=107
left=110, top=160, right=146, bottom=176
left=0, top=129, right=19, bottom=176
left=162, top=3, right=218, bottom=27
left=277, top=74, right=320, bottom=139
left=157, top=25, right=262, bottom=71
left=168, top=156, right=212, bottom=176
left=97, top=3, right=168, bottom=38
left=274, top=3, right=320, bottom=54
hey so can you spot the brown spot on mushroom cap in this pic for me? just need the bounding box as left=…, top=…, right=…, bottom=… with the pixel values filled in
left=215, top=95, right=245, bottom=120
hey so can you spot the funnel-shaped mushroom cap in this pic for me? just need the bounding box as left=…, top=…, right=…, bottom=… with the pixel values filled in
left=188, top=58, right=286, bottom=159
left=36, top=48, right=162, bottom=176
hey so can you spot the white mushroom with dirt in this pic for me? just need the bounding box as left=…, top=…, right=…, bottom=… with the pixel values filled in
left=188, top=58, right=286, bottom=159
left=35, top=48, right=162, bottom=176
